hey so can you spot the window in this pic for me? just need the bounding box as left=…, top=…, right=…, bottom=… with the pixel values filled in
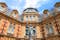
left=30, top=16, right=32, bottom=20
left=7, top=23, right=15, bottom=34
left=32, top=9, right=36, bottom=12
left=26, top=16, right=28, bottom=18
left=46, top=23, right=54, bottom=35
left=26, top=16, right=28, bottom=21
left=29, top=26, right=33, bottom=36
left=30, top=16, right=34, bottom=21
left=57, top=7, right=60, bottom=11
left=12, top=13, right=16, bottom=17
left=29, top=9, right=32, bottom=12
left=26, top=29, right=29, bottom=35
left=46, top=24, right=49, bottom=30
left=32, top=27, right=36, bottom=36
left=49, top=23, right=54, bottom=34
left=0, top=5, right=4, bottom=11
left=21, top=17, right=24, bottom=21
left=30, top=16, right=32, bottom=18
left=26, top=25, right=36, bottom=37
left=26, top=25, right=29, bottom=35
left=25, top=9, right=30, bottom=12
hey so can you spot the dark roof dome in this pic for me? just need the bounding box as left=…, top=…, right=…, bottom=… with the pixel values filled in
left=0, top=2, right=7, bottom=7
left=55, top=2, right=60, bottom=7
left=23, top=8, right=38, bottom=12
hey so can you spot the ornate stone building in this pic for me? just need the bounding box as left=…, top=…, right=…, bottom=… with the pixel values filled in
left=0, top=2, right=60, bottom=40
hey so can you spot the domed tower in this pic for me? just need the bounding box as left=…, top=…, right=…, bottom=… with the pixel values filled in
left=21, top=8, right=42, bottom=40
left=43, top=9, right=49, bottom=19
left=22, top=8, right=40, bottom=23
left=10, top=10, right=19, bottom=19
left=0, top=2, right=8, bottom=13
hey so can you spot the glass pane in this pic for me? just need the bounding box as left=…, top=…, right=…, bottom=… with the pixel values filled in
left=49, top=26, right=53, bottom=34
left=26, top=25, right=29, bottom=35
left=0, top=5, right=3, bottom=11
left=48, top=23, right=54, bottom=34
left=7, top=24, right=15, bottom=34
left=26, top=25, right=36, bottom=37
left=26, top=29, right=29, bottom=35
left=46, top=24, right=49, bottom=30
left=12, top=13, right=16, bottom=17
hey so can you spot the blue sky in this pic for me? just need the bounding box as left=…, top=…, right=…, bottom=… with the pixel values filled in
left=0, top=0, right=60, bottom=14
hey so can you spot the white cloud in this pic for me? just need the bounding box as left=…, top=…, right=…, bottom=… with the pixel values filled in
left=7, top=0, right=23, bottom=14
left=0, top=0, right=50, bottom=14
left=24, top=0, right=49, bottom=8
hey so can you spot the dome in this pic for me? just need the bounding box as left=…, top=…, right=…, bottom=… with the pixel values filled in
left=23, top=8, right=38, bottom=12
left=0, top=2, right=7, bottom=7
left=55, top=2, right=60, bottom=7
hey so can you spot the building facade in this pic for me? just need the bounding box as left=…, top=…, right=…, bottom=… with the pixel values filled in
left=0, top=2, right=60, bottom=40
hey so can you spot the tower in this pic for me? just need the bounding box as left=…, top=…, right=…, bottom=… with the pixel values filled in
left=21, top=8, right=42, bottom=40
